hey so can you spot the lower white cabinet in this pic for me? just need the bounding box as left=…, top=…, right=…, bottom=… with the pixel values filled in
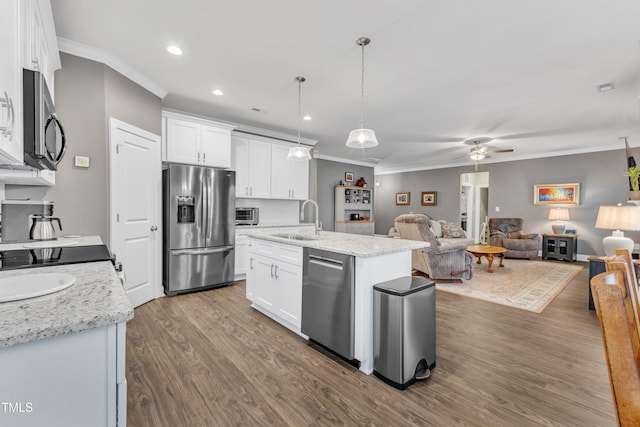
left=0, top=322, right=127, bottom=427
left=247, top=239, right=303, bottom=331
left=235, top=225, right=313, bottom=279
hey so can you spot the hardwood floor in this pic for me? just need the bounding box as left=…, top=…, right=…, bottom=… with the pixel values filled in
left=126, top=262, right=616, bottom=426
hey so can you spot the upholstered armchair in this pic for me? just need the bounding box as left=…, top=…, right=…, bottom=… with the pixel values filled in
left=394, top=214, right=473, bottom=280
left=488, top=218, right=540, bottom=259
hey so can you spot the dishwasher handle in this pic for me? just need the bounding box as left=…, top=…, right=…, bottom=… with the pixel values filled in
left=308, top=254, right=345, bottom=270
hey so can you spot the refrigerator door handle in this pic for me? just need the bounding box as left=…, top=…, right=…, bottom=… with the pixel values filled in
left=172, top=246, right=234, bottom=256
left=204, top=174, right=209, bottom=240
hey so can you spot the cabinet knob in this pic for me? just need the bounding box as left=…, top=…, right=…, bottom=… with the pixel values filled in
left=150, top=225, right=158, bottom=231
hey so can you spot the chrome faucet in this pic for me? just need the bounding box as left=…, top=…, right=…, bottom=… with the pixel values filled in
left=300, top=199, right=321, bottom=235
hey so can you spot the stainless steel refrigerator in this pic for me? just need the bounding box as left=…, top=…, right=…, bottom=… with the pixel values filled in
left=163, top=164, right=235, bottom=295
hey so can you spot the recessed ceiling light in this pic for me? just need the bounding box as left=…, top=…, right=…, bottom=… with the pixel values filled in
left=212, top=89, right=224, bottom=96
left=167, top=45, right=182, bottom=55
left=303, top=115, right=312, bottom=121
left=596, top=82, right=615, bottom=92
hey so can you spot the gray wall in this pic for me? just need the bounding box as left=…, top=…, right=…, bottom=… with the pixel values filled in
left=374, top=149, right=636, bottom=256
left=314, top=159, right=374, bottom=231
left=6, top=53, right=162, bottom=244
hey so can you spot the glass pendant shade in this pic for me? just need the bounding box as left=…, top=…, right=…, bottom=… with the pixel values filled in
left=346, top=128, right=379, bottom=149
left=288, top=76, right=311, bottom=162
left=287, top=145, right=312, bottom=160
left=346, top=37, right=379, bottom=149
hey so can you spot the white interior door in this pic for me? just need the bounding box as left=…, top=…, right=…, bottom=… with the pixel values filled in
left=109, top=118, right=161, bottom=308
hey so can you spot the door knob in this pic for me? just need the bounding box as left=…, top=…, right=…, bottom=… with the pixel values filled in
left=150, top=225, right=158, bottom=231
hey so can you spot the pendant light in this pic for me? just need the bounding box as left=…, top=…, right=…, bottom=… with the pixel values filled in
left=287, top=76, right=312, bottom=161
left=346, top=37, right=379, bottom=149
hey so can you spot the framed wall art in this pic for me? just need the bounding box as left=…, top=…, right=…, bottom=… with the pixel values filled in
left=421, top=191, right=437, bottom=206
left=396, top=192, right=410, bottom=206
left=345, top=172, right=354, bottom=182
left=533, top=183, right=580, bottom=205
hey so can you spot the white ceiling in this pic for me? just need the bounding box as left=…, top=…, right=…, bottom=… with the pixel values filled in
left=50, top=0, right=640, bottom=173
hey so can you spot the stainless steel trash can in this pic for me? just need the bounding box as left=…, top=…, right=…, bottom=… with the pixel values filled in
left=373, top=276, right=435, bottom=390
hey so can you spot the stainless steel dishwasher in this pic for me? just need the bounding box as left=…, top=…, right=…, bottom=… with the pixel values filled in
left=302, top=247, right=355, bottom=360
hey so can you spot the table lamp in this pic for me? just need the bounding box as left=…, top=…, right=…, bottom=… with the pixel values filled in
left=595, top=204, right=640, bottom=256
left=548, top=208, right=570, bottom=234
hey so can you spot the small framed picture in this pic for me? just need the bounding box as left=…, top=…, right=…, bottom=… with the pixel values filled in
left=421, top=191, right=437, bottom=206
left=345, top=172, right=354, bottom=182
left=396, top=192, right=410, bottom=206
left=565, top=229, right=577, bottom=235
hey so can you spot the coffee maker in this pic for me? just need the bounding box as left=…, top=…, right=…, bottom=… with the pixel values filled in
left=1, top=200, right=55, bottom=243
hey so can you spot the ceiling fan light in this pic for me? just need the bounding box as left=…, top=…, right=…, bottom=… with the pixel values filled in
left=470, top=153, right=485, bottom=161
left=287, top=145, right=312, bottom=161
left=346, top=128, right=379, bottom=149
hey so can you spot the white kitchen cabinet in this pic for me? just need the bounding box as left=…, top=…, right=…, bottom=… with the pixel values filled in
left=236, top=225, right=313, bottom=280
left=0, top=0, right=23, bottom=165
left=163, top=112, right=235, bottom=168
left=247, top=239, right=303, bottom=331
left=232, top=135, right=271, bottom=198
left=270, top=144, right=309, bottom=200
left=0, top=322, right=127, bottom=427
left=22, top=0, right=59, bottom=95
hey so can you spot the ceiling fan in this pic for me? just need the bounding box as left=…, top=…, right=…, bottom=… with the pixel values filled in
left=464, top=137, right=513, bottom=161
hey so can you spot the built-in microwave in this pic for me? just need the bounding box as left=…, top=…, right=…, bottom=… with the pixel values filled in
left=235, top=207, right=259, bottom=225
left=23, top=69, right=66, bottom=170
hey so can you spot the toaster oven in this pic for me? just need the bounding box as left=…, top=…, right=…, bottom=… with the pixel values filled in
left=235, top=207, right=259, bottom=225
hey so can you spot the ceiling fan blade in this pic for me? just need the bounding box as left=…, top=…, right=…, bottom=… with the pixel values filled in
left=490, top=148, right=514, bottom=153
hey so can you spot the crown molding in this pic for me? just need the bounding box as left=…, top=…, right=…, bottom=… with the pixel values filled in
left=373, top=144, right=626, bottom=175
left=313, top=154, right=377, bottom=168
left=57, top=38, right=168, bottom=98
left=232, top=124, right=317, bottom=146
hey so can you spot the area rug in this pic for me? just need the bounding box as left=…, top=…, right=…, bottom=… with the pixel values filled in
left=434, top=259, right=583, bottom=313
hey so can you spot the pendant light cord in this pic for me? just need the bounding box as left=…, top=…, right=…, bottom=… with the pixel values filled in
left=360, top=42, right=366, bottom=129
left=297, top=78, right=302, bottom=146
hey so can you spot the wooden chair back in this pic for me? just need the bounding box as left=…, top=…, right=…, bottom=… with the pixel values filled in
left=591, top=269, right=640, bottom=425
left=605, top=249, right=640, bottom=344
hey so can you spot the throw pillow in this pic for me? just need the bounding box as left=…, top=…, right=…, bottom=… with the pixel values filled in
left=430, top=219, right=443, bottom=237
left=441, top=221, right=467, bottom=238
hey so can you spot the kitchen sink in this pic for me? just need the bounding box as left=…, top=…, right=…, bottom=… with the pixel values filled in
left=0, top=273, right=76, bottom=303
left=272, top=233, right=321, bottom=241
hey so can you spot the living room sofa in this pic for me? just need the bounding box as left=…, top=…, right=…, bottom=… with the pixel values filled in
left=393, top=214, right=474, bottom=280
left=389, top=216, right=475, bottom=247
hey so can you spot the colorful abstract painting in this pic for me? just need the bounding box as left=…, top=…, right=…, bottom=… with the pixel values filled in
left=534, top=183, right=580, bottom=205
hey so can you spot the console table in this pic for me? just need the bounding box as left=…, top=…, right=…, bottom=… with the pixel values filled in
left=542, top=233, right=578, bottom=262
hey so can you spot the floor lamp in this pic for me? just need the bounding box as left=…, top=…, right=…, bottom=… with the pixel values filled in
left=595, top=204, right=640, bottom=256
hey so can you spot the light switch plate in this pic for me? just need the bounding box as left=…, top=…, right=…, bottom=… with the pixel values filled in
left=74, top=155, right=90, bottom=168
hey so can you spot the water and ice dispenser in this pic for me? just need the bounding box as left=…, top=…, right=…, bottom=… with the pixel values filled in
left=176, top=196, right=195, bottom=223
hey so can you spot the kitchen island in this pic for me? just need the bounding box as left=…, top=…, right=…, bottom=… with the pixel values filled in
left=0, top=237, right=132, bottom=426
left=245, top=230, right=428, bottom=374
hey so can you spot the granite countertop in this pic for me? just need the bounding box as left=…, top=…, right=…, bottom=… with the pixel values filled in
left=236, top=223, right=316, bottom=230
left=247, top=230, right=429, bottom=258
left=0, top=237, right=133, bottom=349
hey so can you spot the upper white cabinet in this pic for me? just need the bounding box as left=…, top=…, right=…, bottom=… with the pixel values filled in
left=22, top=0, right=60, bottom=99
left=0, top=0, right=23, bottom=165
left=162, top=111, right=236, bottom=168
left=0, top=0, right=59, bottom=167
left=233, top=135, right=310, bottom=200
left=270, top=143, right=309, bottom=200
left=232, top=135, right=271, bottom=198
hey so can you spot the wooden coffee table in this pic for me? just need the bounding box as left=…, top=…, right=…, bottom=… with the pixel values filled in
left=467, top=245, right=507, bottom=273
